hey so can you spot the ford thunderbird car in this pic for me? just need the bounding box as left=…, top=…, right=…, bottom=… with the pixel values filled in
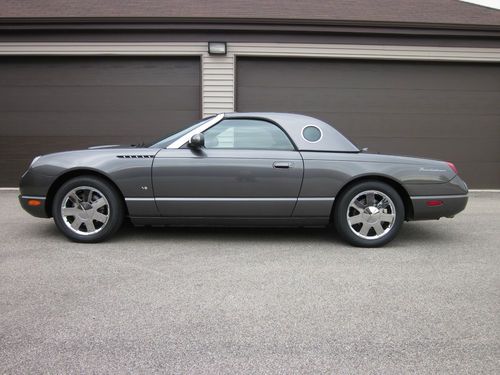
left=19, top=113, right=468, bottom=247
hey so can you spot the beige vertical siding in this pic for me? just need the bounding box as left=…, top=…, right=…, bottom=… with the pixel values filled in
left=201, top=54, right=235, bottom=116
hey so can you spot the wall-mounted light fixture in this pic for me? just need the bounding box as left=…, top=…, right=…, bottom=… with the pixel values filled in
left=208, top=42, right=227, bottom=56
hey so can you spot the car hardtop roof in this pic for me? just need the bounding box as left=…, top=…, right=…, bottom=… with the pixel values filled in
left=220, top=112, right=360, bottom=153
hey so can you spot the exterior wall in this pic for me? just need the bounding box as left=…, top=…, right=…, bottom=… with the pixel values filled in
left=1, top=42, right=500, bottom=116
left=1, top=40, right=499, bottom=187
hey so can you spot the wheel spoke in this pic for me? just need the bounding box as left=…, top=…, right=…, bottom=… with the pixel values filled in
left=85, top=220, right=96, bottom=232
left=93, top=212, right=108, bottom=223
left=62, top=207, right=81, bottom=217
left=359, top=223, right=371, bottom=236
left=92, top=197, right=107, bottom=209
left=353, top=200, right=365, bottom=212
left=87, top=189, right=94, bottom=203
left=68, top=191, right=81, bottom=205
left=348, top=214, right=364, bottom=225
left=373, top=222, right=385, bottom=235
left=380, top=213, right=395, bottom=223
left=71, top=217, right=83, bottom=230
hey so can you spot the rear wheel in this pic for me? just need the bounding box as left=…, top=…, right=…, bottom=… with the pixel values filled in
left=334, top=181, right=404, bottom=247
left=52, top=176, right=124, bottom=243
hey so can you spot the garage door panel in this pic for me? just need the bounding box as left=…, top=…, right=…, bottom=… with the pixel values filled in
left=1, top=86, right=200, bottom=112
left=1, top=110, right=200, bottom=137
left=238, top=59, right=500, bottom=91
left=0, top=56, right=200, bottom=186
left=237, top=58, right=500, bottom=188
left=0, top=57, right=200, bottom=87
left=238, top=86, right=499, bottom=115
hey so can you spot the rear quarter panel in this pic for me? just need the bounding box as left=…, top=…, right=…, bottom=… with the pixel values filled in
left=298, top=152, right=457, bottom=198
left=296, top=151, right=468, bottom=219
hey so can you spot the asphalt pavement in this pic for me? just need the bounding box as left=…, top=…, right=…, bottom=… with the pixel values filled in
left=0, top=190, right=499, bottom=374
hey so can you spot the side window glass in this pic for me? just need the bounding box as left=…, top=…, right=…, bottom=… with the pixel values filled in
left=203, top=119, right=294, bottom=150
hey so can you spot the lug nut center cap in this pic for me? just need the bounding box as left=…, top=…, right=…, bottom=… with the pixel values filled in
left=365, top=206, right=379, bottom=215
left=363, top=206, right=381, bottom=223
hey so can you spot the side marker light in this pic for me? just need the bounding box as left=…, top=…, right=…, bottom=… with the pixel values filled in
left=426, top=200, right=444, bottom=207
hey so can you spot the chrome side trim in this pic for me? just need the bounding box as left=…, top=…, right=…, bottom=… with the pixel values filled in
left=298, top=197, right=335, bottom=201
left=410, top=194, right=468, bottom=200
left=125, top=197, right=335, bottom=202
left=156, top=197, right=297, bottom=202
left=167, top=113, right=225, bottom=149
left=21, top=195, right=46, bottom=200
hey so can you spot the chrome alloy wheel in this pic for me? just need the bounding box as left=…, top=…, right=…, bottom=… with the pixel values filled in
left=346, top=190, right=396, bottom=240
left=61, top=186, right=110, bottom=236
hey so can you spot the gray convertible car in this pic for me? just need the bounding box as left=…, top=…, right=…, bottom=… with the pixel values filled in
left=19, top=112, right=468, bottom=247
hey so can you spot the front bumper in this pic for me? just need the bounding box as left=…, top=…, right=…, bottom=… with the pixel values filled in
left=18, top=195, right=49, bottom=218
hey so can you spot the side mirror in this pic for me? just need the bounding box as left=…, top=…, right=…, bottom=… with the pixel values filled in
left=188, top=133, right=205, bottom=148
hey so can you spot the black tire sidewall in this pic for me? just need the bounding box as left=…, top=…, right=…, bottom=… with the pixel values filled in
left=334, top=181, right=404, bottom=247
left=52, top=176, right=124, bottom=243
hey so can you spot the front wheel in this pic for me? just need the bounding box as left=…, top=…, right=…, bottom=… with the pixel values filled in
left=52, top=176, right=124, bottom=243
left=334, top=181, right=404, bottom=247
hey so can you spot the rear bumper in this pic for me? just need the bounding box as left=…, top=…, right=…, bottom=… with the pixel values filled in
left=410, top=194, right=468, bottom=220
left=18, top=195, right=49, bottom=218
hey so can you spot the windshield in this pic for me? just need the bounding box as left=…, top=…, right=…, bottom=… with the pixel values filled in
left=149, top=117, right=214, bottom=148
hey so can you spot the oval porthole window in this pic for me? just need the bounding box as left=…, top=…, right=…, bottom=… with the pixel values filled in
left=302, top=125, right=322, bottom=143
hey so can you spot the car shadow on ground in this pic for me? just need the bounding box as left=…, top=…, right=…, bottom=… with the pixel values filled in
left=115, top=221, right=340, bottom=244
left=112, top=220, right=452, bottom=247
left=34, top=218, right=452, bottom=248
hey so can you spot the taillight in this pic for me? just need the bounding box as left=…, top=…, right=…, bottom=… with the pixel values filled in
left=426, top=200, right=444, bottom=207
left=447, top=162, right=458, bottom=175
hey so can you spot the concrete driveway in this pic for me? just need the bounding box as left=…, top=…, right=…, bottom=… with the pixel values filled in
left=1, top=190, right=499, bottom=374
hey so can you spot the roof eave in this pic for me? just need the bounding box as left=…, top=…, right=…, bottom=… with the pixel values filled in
left=1, top=17, right=500, bottom=34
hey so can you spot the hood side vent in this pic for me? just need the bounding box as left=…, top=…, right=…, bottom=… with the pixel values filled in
left=116, top=155, right=154, bottom=159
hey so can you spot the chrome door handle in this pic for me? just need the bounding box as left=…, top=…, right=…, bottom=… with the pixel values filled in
left=273, top=161, right=292, bottom=169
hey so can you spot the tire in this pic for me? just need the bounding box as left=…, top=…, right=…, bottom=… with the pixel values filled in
left=52, top=176, right=124, bottom=243
left=333, top=181, right=404, bottom=247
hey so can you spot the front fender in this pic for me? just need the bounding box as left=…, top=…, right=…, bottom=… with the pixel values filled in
left=19, top=148, right=161, bottom=217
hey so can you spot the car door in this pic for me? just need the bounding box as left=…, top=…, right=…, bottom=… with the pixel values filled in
left=152, top=118, right=304, bottom=217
